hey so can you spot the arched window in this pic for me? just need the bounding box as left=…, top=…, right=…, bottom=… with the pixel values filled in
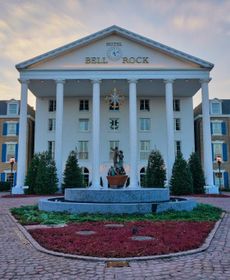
left=81, top=167, right=89, bottom=187
left=140, top=167, right=146, bottom=186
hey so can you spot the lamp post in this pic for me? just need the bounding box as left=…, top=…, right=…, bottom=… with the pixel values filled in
left=216, top=155, right=222, bottom=194
left=9, top=157, right=15, bottom=194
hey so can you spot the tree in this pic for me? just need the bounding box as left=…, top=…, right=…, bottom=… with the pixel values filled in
left=25, top=152, right=58, bottom=195
left=188, top=152, right=205, bottom=194
left=144, top=149, right=166, bottom=187
left=63, top=150, right=83, bottom=190
left=170, top=152, right=193, bottom=195
left=25, top=153, right=40, bottom=194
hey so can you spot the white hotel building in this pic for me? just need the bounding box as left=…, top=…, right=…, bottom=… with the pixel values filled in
left=13, top=25, right=215, bottom=194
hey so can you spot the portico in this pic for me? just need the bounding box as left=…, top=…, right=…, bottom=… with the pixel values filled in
left=13, top=25, right=215, bottom=194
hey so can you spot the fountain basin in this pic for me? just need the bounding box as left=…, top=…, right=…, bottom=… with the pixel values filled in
left=39, top=188, right=197, bottom=214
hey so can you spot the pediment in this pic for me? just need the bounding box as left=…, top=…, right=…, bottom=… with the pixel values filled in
left=16, top=25, right=213, bottom=71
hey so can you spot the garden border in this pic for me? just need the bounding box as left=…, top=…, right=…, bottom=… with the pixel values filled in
left=9, top=211, right=225, bottom=262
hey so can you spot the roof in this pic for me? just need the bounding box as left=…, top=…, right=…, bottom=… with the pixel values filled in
left=0, top=100, right=35, bottom=117
left=16, top=25, right=214, bottom=70
left=194, top=99, right=230, bottom=117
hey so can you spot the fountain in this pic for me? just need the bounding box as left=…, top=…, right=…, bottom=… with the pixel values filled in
left=39, top=149, right=196, bottom=214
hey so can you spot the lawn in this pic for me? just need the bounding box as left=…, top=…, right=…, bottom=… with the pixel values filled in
left=11, top=204, right=222, bottom=258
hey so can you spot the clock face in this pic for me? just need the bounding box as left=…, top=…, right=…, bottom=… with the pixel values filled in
left=107, top=47, right=122, bottom=61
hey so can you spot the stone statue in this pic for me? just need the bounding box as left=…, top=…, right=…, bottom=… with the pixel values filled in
left=109, top=148, right=126, bottom=175
left=111, top=147, right=119, bottom=169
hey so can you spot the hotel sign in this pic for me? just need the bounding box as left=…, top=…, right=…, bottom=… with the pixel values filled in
left=85, top=41, right=149, bottom=64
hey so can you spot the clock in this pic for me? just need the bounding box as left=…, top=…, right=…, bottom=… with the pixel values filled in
left=107, top=47, right=122, bottom=61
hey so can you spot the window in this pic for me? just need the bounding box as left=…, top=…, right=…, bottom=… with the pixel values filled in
left=79, top=100, right=89, bottom=111
left=48, top=141, right=55, bottom=159
left=140, top=118, right=150, bottom=131
left=173, top=99, right=180, bottom=112
left=7, top=123, right=17, bottom=135
left=214, top=171, right=224, bottom=188
left=109, top=141, right=119, bottom=160
left=79, top=119, right=89, bottom=132
left=82, top=167, right=89, bottom=186
left=49, top=100, right=56, bottom=112
left=140, top=140, right=150, bottom=160
left=212, top=122, right=222, bottom=135
left=109, top=118, right=119, bottom=131
left=140, top=167, right=146, bottom=186
left=78, top=141, right=88, bottom=159
left=174, top=118, right=181, bottom=131
left=7, top=103, right=18, bottom=115
left=212, top=142, right=223, bottom=160
left=140, top=99, right=150, bottom=111
left=109, top=102, right=119, bottom=111
left=6, top=144, right=16, bottom=161
left=48, top=119, right=56, bottom=131
left=175, top=141, right=181, bottom=156
left=211, top=102, right=221, bottom=115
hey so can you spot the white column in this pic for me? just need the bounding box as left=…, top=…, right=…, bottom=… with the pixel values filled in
left=128, top=79, right=138, bottom=188
left=91, top=79, right=101, bottom=188
left=13, top=79, right=29, bottom=194
left=164, top=79, right=175, bottom=183
left=201, top=79, right=214, bottom=187
left=55, top=79, right=65, bottom=191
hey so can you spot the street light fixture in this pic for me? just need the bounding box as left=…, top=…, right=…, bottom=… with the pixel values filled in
left=9, top=157, right=15, bottom=194
left=216, top=155, right=222, bottom=194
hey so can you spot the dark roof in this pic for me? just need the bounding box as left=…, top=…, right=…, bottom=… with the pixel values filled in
left=0, top=100, right=35, bottom=117
left=194, top=99, right=230, bottom=117
left=222, top=100, right=230, bottom=114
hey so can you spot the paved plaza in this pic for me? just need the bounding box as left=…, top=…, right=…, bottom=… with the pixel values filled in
left=0, top=193, right=230, bottom=280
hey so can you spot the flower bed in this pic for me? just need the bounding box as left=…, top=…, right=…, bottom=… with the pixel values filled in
left=29, top=221, right=214, bottom=258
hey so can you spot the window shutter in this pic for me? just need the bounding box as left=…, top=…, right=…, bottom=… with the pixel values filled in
left=16, top=123, right=19, bottom=135
left=1, top=173, right=5, bottom=182
left=15, top=144, right=18, bottom=161
left=211, top=144, right=214, bottom=161
left=210, top=123, right=213, bottom=135
left=2, top=123, right=7, bottom=136
left=224, top=172, right=229, bottom=188
left=1, top=144, right=6, bottom=162
left=221, top=122, right=226, bottom=135
left=13, top=173, right=17, bottom=186
left=222, top=143, right=228, bottom=161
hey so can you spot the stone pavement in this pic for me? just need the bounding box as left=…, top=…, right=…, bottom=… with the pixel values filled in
left=0, top=192, right=230, bottom=280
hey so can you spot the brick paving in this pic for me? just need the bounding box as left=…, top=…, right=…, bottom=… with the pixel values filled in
left=0, top=192, right=230, bottom=279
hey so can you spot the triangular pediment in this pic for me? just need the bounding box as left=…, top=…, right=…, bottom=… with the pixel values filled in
left=16, top=25, right=213, bottom=71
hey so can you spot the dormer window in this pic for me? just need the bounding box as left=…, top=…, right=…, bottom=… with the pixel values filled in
left=7, top=103, right=18, bottom=115
left=211, top=101, right=221, bottom=115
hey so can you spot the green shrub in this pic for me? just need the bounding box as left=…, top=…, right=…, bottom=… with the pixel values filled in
left=25, top=152, right=58, bottom=195
left=0, top=181, right=11, bottom=191
left=188, top=152, right=205, bottom=194
left=63, top=150, right=84, bottom=190
left=170, top=152, right=193, bottom=195
left=143, top=149, right=166, bottom=187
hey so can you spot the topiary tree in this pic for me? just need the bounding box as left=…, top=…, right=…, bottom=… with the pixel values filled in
left=143, top=149, right=166, bottom=187
left=63, top=150, right=83, bottom=190
left=25, top=152, right=58, bottom=195
left=25, top=153, right=40, bottom=194
left=188, top=152, right=205, bottom=194
left=170, top=152, right=193, bottom=195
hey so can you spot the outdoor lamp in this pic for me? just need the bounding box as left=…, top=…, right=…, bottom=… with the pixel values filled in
left=216, top=155, right=222, bottom=193
left=9, top=157, right=16, bottom=192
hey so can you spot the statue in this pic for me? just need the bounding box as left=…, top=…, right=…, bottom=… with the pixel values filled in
left=111, top=147, right=119, bottom=169
left=109, top=148, right=126, bottom=176
left=107, top=148, right=127, bottom=188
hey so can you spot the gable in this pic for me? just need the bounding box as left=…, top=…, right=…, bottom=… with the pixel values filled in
left=17, top=25, right=213, bottom=71
left=27, top=34, right=202, bottom=70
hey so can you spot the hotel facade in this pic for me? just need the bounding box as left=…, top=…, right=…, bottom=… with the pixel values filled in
left=13, top=26, right=216, bottom=193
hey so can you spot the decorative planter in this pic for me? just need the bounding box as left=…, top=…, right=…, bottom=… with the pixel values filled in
left=107, top=175, right=128, bottom=188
